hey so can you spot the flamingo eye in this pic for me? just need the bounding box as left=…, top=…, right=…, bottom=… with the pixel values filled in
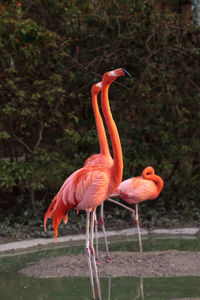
left=108, top=71, right=115, bottom=77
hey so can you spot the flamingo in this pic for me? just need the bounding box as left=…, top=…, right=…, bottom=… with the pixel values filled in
left=83, top=81, right=114, bottom=263
left=108, top=166, right=164, bottom=252
left=44, top=68, right=131, bottom=300
left=83, top=81, right=114, bottom=262
left=87, top=82, right=163, bottom=257
left=86, top=81, right=163, bottom=257
left=84, top=79, right=134, bottom=262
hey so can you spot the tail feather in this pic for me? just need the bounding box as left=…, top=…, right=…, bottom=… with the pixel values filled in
left=44, top=194, right=75, bottom=241
left=63, top=214, right=68, bottom=224
left=44, top=197, right=57, bottom=232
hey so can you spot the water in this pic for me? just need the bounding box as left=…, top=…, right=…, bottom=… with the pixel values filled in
left=0, top=236, right=200, bottom=300
left=1, top=275, right=200, bottom=300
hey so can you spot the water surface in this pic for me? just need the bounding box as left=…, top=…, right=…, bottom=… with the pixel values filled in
left=0, top=235, right=200, bottom=300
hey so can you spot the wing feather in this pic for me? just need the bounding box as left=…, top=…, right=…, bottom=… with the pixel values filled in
left=44, top=165, right=109, bottom=240
left=117, top=177, right=157, bottom=203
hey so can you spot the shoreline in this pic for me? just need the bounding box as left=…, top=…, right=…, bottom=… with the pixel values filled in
left=0, top=227, right=199, bottom=255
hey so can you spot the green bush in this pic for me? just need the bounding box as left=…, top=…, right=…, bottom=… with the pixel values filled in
left=0, top=0, right=200, bottom=228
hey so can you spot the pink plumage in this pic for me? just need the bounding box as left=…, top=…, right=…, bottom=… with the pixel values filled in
left=43, top=68, right=131, bottom=300
left=115, top=177, right=159, bottom=204
left=44, top=165, right=111, bottom=240
left=113, top=166, right=164, bottom=204
left=44, top=68, right=129, bottom=241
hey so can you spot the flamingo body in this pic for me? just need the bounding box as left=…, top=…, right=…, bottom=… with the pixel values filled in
left=84, top=153, right=113, bottom=168
left=44, top=165, right=113, bottom=240
left=113, top=166, right=164, bottom=204
left=115, top=176, right=160, bottom=204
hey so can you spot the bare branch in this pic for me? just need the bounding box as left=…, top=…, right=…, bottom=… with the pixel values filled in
left=13, top=135, right=33, bottom=154
left=33, top=122, right=44, bottom=152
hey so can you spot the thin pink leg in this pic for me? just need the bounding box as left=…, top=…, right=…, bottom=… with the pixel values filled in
left=136, top=204, right=143, bottom=252
left=90, top=211, right=102, bottom=300
left=85, top=212, right=96, bottom=300
left=99, top=202, right=112, bottom=262
left=94, top=212, right=100, bottom=261
left=107, top=197, right=135, bottom=216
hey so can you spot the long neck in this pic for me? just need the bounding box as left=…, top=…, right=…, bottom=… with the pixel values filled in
left=92, top=91, right=111, bottom=156
left=151, top=175, right=164, bottom=197
left=101, top=83, right=123, bottom=184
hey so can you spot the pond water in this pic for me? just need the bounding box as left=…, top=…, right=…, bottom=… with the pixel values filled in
left=0, top=235, right=200, bottom=300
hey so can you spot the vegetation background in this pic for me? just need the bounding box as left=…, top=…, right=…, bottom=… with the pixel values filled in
left=0, top=0, right=200, bottom=240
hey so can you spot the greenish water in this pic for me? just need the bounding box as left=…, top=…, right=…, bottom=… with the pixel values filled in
left=0, top=236, right=200, bottom=300
left=1, top=275, right=200, bottom=300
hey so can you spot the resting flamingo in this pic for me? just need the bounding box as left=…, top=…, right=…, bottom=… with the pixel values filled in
left=108, top=166, right=164, bottom=252
left=44, top=68, right=131, bottom=300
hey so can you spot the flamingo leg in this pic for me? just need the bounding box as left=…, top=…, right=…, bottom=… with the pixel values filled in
left=99, top=202, right=112, bottom=262
left=85, top=212, right=96, bottom=300
left=108, top=197, right=142, bottom=251
left=135, top=204, right=143, bottom=252
left=94, top=212, right=100, bottom=261
left=90, top=210, right=102, bottom=300
left=107, top=197, right=135, bottom=215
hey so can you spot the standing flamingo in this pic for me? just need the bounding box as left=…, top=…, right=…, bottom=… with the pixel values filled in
left=108, top=166, right=164, bottom=252
left=83, top=81, right=113, bottom=262
left=88, top=82, right=163, bottom=256
left=44, top=68, right=131, bottom=300
left=84, top=78, right=133, bottom=262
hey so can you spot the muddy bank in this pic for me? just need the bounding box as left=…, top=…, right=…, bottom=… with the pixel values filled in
left=20, top=250, right=200, bottom=278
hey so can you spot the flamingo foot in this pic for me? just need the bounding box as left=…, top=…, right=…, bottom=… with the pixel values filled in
left=106, top=255, right=114, bottom=263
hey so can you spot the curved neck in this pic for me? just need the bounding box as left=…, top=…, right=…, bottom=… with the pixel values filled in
left=101, top=83, right=123, bottom=183
left=147, top=174, right=164, bottom=196
left=92, top=91, right=110, bottom=156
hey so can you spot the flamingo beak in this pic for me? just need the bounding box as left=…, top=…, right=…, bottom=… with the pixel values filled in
left=122, top=68, right=132, bottom=78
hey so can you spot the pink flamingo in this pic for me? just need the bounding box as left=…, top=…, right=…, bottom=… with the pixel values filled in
left=108, top=166, right=164, bottom=252
left=84, top=78, right=133, bottom=262
left=44, top=68, right=130, bottom=300
left=83, top=81, right=113, bottom=262
left=88, top=83, right=163, bottom=257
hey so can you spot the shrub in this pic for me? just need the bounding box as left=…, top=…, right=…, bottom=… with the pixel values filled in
left=0, top=1, right=199, bottom=226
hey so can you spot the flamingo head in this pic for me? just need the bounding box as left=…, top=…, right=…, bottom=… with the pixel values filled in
left=142, top=166, right=155, bottom=179
left=142, top=166, right=164, bottom=194
left=102, top=68, right=131, bottom=85
left=91, top=81, right=102, bottom=95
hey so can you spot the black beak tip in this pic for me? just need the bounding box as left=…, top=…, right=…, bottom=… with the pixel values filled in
left=122, top=68, right=132, bottom=78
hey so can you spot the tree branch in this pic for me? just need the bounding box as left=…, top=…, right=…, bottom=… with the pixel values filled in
left=33, top=122, right=44, bottom=152
left=13, top=135, right=33, bottom=155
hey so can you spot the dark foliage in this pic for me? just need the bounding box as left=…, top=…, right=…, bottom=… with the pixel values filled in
left=0, top=0, right=200, bottom=234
